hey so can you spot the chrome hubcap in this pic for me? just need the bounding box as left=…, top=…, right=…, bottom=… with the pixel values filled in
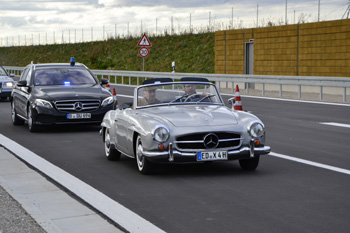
left=137, top=141, right=144, bottom=169
left=105, top=130, right=111, bottom=156
left=28, top=108, right=32, bottom=129
left=11, top=104, right=15, bottom=121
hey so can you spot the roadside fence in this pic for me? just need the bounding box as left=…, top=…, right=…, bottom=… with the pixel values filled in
left=4, top=66, right=350, bottom=103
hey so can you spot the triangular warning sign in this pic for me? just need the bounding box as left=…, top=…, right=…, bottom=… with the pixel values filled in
left=137, top=33, right=152, bottom=47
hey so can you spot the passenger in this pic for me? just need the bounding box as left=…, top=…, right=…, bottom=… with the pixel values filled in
left=69, top=75, right=82, bottom=85
left=139, top=86, right=162, bottom=106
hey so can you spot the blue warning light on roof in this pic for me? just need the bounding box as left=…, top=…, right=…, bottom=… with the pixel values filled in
left=70, top=57, right=75, bottom=66
left=64, top=81, right=71, bottom=86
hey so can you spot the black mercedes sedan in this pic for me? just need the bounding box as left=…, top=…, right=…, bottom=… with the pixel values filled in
left=10, top=58, right=115, bottom=132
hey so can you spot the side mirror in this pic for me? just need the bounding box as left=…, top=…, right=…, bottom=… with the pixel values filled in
left=228, top=97, right=235, bottom=109
left=100, top=78, right=108, bottom=85
left=16, top=80, right=27, bottom=87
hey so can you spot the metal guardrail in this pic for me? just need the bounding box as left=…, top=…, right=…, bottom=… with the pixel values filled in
left=4, top=66, right=350, bottom=102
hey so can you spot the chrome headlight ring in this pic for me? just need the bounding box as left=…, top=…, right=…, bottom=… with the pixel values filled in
left=153, top=126, right=170, bottom=143
left=247, top=121, right=265, bottom=138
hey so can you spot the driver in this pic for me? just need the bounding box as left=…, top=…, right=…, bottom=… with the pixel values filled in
left=183, top=84, right=197, bottom=95
left=182, top=84, right=203, bottom=102
left=182, top=84, right=211, bottom=102
left=35, top=74, right=52, bottom=85
left=139, top=86, right=162, bottom=106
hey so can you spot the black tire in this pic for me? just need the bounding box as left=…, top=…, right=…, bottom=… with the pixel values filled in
left=104, top=128, right=121, bottom=161
left=239, top=156, right=260, bottom=171
left=27, top=107, right=39, bottom=132
left=11, top=102, right=24, bottom=125
left=135, top=135, right=155, bottom=175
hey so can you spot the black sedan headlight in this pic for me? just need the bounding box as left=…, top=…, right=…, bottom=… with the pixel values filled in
left=35, top=99, right=53, bottom=109
left=101, top=96, right=114, bottom=107
left=153, top=126, right=170, bottom=142
left=248, top=122, right=264, bottom=138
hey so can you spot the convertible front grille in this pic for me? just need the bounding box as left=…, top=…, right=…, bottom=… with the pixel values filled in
left=175, top=132, right=242, bottom=150
left=55, top=99, right=100, bottom=112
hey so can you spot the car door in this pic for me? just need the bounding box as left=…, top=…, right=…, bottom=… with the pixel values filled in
left=115, top=109, right=133, bottom=154
left=15, top=67, right=32, bottom=117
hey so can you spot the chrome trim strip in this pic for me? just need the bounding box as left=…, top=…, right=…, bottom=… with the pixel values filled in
left=219, top=138, right=243, bottom=142
left=169, top=142, right=174, bottom=162
left=250, top=140, right=255, bottom=158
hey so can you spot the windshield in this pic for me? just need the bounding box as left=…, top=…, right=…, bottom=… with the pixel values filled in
left=137, top=82, right=222, bottom=108
left=0, top=67, right=8, bottom=76
left=34, top=68, right=97, bottom=86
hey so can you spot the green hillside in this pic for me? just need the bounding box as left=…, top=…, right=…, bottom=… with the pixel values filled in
left=0, top=33, right=215, bottom=73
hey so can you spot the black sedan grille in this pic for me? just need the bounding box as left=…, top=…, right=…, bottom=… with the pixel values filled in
left=175, top=132, right=242, bottom=150
left=54, top=99, right=100, bottom=112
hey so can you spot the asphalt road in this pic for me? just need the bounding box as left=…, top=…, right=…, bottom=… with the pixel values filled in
left=1, top=85, right=350, bottom=233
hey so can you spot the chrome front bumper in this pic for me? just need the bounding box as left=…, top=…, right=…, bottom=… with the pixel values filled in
left=143, top=143, right=271, bottom=162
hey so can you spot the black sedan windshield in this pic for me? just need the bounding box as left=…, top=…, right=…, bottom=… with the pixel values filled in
left=34, top=68, right=97, bottom=86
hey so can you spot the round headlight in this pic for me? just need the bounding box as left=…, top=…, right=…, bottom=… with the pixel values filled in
left=248, top=122, right=264, bottom=138
left=153, top=127, right=170, bottom=142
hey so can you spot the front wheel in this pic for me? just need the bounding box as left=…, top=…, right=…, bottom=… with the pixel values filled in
left=27, top=107, right=39, bottom=132
left=104, top=128, right=121, bottom=161
left=135, top=135, right=155, bottom=175
left=239, top=156, right=260, bottom=171
left=11, top=102, right=24, bottom=125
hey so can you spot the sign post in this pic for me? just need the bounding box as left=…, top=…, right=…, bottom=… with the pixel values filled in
left=137, top=33, right=152, bottom=71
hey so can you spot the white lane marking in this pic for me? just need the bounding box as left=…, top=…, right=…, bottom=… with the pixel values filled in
left=270, top=152, right=350, bottom=175
left=0, top=134, right=165, bottom=233
left=320, top=122, right=350, bottom=129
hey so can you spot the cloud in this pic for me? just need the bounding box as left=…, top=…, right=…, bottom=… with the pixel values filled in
left=0, top=17, right=28, bottom=27
left=0, top=0, right=103, bottom=11
left=0, top=0, right=347, bottom=41
left=111, top=0, right=233, bottom=8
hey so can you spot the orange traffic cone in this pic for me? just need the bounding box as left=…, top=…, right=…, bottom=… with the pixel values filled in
left=105, top=76, right=111, bottom=92
left=112, top=88, right=118, bottom=109
left=234, top=85, right=243, bottom=111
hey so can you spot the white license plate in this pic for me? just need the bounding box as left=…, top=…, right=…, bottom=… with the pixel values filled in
left=67, top=113, right=91, bottom=119
left=197, top=151, right=228, bottom=161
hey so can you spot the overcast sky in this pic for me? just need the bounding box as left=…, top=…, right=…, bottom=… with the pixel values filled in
left=0, top=0, right=348, bottom=46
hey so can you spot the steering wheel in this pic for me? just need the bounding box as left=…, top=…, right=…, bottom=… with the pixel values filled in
left=184, top=94, right=200, bottom=102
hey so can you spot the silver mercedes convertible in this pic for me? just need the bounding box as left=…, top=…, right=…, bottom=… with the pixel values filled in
left=100, top=77, right=270, bottom=174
